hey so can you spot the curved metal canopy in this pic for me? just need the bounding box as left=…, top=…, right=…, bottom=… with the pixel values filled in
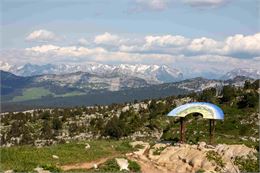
left=167, top=102, right=224, bottom=120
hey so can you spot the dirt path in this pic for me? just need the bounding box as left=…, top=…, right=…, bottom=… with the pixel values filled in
left=60, top=155, right=119, bottom=171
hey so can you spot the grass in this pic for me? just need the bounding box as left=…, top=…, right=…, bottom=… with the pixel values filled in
left=0, top=140, right=134, bottom=172
left=12, top=87, right=52, bottom=102
left=56, top=91, right=85, bottom=97
left=153, top=147, right=166, bottom=155
left=12, top=87, right=86, bottom=102
left=206, top=151, right=226, bottom=169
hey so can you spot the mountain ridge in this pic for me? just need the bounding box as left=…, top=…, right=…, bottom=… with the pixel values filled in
left=0, top=61, right=183, bottom=84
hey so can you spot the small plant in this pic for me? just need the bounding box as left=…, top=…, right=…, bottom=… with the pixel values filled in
left=98, top=159, right=120, bottom=172
left=206, top=151, right=225, bottom=168
left=195, top=169, right=205, bottom=173
left=41, top=164, right=61, bottom=172
left=115, top=141, right=133, bottom=152
left=128, top=160, right=141, bottom=172
left=135, top=144, right=145, bottom=149
left=234, top=154, right=259, bottom=172
left=153, top=147, right=166, bottom=155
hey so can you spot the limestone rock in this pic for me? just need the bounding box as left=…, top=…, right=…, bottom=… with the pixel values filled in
left=34, top=167, right=51, bottom=173
left=115, top=158, right=129, bottom=171
left=52, top=155, right=59, bottom=159
left=4, top=170, right=13, bottom=173
left=85, top=143, right=91, bottom=149
left=197, top=141, right=206, bottom=150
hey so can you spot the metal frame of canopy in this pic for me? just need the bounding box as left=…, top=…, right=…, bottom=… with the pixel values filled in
left=167, top=102, right=224, bottom=145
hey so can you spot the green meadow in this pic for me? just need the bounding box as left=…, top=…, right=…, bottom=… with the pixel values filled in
left=0, top=140, right=133, bottom=172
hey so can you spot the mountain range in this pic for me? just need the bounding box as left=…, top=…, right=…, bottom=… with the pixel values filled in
left=1, top=61, right=259, bottom=112
left=1, top=69, right=255, bottom=106
left=0, top=61, right=183, bottom=84
left=1, top=61, right=259, bottom=82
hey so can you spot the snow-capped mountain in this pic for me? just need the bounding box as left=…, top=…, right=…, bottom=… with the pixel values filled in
left=1, top=62, right=183, bottom=84
left=222, top=68, right=260, bottom=80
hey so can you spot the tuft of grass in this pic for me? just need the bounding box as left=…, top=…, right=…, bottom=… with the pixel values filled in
left=153, top=147, right=166, bottom=155
left=41, top=164, right=61, bottom=172
left=234, top=153, right=259, bottom=172
left=128, top=160, right=141, bottom=172
left=206, top=151, right=225, bottom=168
left=115, top=141, right=134, bottom=153
left=98, top=159, right=120, bottom=172
left=195, top=168, right=205, bottom=173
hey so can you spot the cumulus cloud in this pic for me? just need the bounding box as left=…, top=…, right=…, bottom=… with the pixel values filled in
left=23, top=44, right=175, bottom=64
left=187, top=37, right=221, bottom=53
left=78, top=38, right=89, bottom=46
left=133, top=0, right=170, bottom=11
left=130, top=0, right=231, bottom=12
left=145, top=35, right=189, bottom=47
left=117, top=33, right=260, bottom=58
left=3, top=32, right=260, bottom=76
left=94, top=32, right=120, bottom=45
left=26, top=44, right=107, bottom=57
left=183, top=0, right=230, bottom=8
left=223, top=33, right=260, bottom=55
left=26, top=29, right=59, bottom=42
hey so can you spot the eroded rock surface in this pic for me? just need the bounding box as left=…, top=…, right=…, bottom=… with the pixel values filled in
left=127, top=141, right=257, bottom=173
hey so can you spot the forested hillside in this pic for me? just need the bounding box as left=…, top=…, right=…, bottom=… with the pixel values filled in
left=1, top=80, right=259, bottom=148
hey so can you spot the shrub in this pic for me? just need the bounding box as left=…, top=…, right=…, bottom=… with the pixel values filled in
left=206, top=151, right=225, bottom=168
left=128, top=160, right=141, bottom=172
left=98, top=159, right=120, bottom=172
left=153, top=147, right=166, bottom=155
left=195, top=169, right=205, bottom=173
left=41, top=164, right=61, bottom=172
left=115, top=141, right=133, bottom=152
left=234, top=154, right=259, bottom=172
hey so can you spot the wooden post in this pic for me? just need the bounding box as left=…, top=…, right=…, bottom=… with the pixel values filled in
left=209, top=119, right=215, bottom=145
left=180, top=117, right=185, bottom=143
left=212, top=120, right=215, bottom=144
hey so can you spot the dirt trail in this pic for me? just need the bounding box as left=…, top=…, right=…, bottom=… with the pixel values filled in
left=60, top=155, right=118, bottom=171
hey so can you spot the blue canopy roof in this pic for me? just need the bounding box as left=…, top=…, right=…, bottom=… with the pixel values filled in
left=167, top=102, right=224, bottom=120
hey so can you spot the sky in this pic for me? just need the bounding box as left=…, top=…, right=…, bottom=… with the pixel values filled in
left=0, top=0, right=259, bottom=75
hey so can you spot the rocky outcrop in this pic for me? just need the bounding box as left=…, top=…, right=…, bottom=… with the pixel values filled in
left=127, top=141, right=257, bottom=173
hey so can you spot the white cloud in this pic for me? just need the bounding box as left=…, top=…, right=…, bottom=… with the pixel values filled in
left=78, top=38, right=89, bottom=46
left=133, top=0, right=170, bottom=11
left=183, top=0, right=229, bottom=8
left=26, top=29, right=59, bottom=42
left=187, top=37, right=221, bottom=53
left=94, top=32, right=120, bottom=45
left=24, top=44, right=174, bottom=64
left=3, top=32, right=260, bottom=75
left=26, top=44, right=107, bottom=57
left=223, top=33, right=260, bottom=55
left=131, top=0, right=230, bottom=12
left=117, top=33, right=260, bottom=57
left=145, top=35, right=189, bottom=47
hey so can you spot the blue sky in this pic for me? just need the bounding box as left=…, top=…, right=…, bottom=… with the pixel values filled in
left=0, top=0, right=259, bottom=75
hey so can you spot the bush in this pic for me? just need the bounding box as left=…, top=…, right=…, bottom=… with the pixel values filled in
left=98, top=159, right=120, bottom=172
left=234, top=154, right=259, bottom=172
left=195, top=169, right=205, bottom=173
left=103, top=116, right=123, bottom=139
left=206, top=151, right=225, bottom=168
left=128, top=160, right=141, bottom=172
left=41, top=164, right=61, bottom=172
left=115, top=141, right=133, bottom=152
left=153, top=147, right=166, bottom=155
